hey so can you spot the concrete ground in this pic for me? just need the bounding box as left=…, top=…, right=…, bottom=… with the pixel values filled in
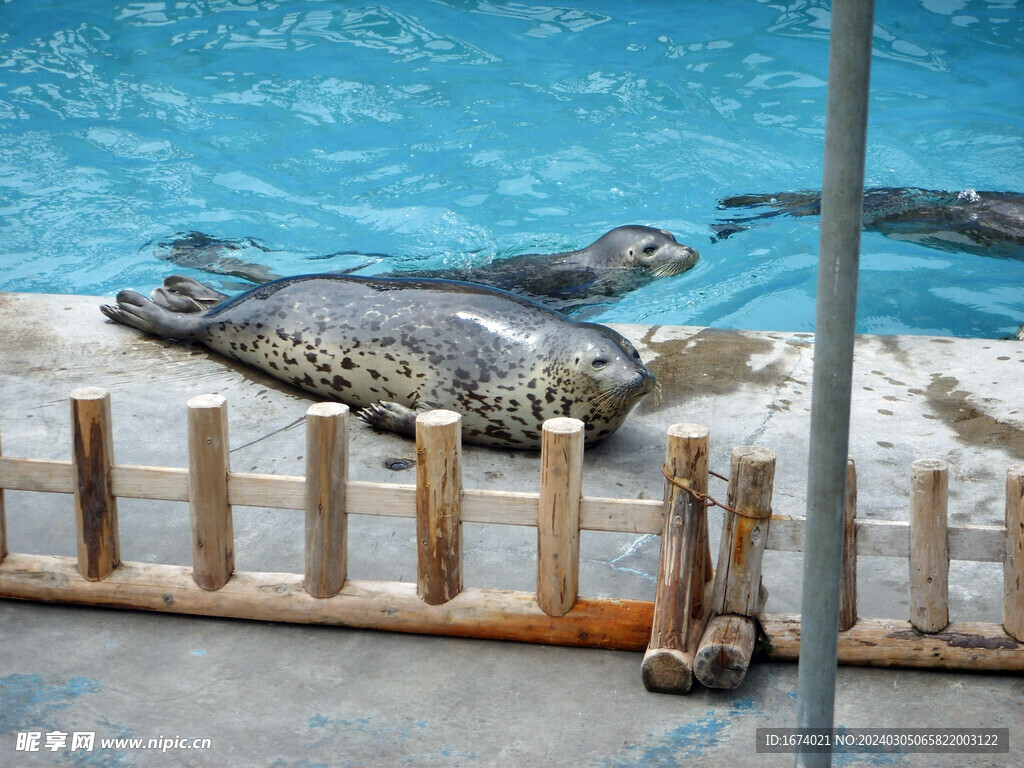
left=0, top=290, right=1021, bottom=767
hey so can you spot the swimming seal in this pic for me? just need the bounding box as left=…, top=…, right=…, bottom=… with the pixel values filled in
left=147, top=225, right=699, bottom=311
left=712, top=188, right=1024, bottom=259
left=101, top=274, right=657, bottom=449
left=147, top=231, right=283, bottom=282
left=401, top=225, right=699, bottom=309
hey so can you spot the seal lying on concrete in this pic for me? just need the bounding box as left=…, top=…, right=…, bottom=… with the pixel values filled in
left=101, top=274, right=657, bottom=449
left=712, top=188, right=1024, bottom=259
left=148, top=226, right=699, bottom=311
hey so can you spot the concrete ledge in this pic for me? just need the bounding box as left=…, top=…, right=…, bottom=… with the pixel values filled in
left=2, top=291, right=1022, bottom=767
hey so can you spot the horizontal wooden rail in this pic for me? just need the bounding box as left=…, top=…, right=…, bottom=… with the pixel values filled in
left=0, top=457, right=662, bottom=534
left=1, top=554, right=1020, bottom=672
left=0, top=553, right=652, bottom=651
left=0, top=456, right=1005, bottom=560
left=757, top=614, right=1024, bottom=673
left=763, top=513, right=1004, bottom=563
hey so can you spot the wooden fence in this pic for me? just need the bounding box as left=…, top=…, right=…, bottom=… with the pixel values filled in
left=0, top=388, right=1021, bottom=693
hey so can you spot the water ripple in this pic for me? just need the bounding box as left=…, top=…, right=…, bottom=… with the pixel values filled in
left=436, top=0, right=610, bottom=37
left=766, top=1, right=950, bottom=71
left=132, top=3, right=503, bottom=64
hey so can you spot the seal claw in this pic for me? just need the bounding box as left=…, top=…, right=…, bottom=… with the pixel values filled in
left=359, top=400, right=446, bottom=437
left=359, top=401, right=420, bottom=437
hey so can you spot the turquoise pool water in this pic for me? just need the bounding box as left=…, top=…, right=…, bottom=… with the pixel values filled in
left=1, top=1, right=1021, bottom=337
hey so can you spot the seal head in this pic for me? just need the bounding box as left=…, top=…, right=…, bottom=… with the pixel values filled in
left=569, top=225, right=699, bottom=277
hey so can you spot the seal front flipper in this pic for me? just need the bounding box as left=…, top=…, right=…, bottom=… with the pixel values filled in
left=100, top=290, right=204, bottom=341
left=359, top=400, right=444, bottom=438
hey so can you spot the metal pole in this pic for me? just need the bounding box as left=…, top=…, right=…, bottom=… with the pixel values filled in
left=796, top=1, right=875, bottom=766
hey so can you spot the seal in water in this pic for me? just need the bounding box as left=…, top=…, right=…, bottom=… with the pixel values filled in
left=400, top=225, right=699, bottom=309
left=146, top=231, right=283, bottom=283
left=101, top=274, right=657, bottom=449
left=712, top=188, right=1024, bottom=259
left=146, top=225, right=699, bottom=312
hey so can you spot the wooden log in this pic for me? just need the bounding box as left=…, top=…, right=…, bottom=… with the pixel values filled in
left=536, top=418, right=584, bottom=617
left=1006, top=465, right=1024, bottom=641
left=70, top=388, right=120, bottom=581
left=699, top=478, right=714, bottom=590
left=709, top=446, right=775, bottom=616
left=693, top=614, right=757, bottom=689
left=415, top=410, right=463, bottom=605
left=839, top=458, right=858, bottom=631
left=757, top=613, right=1024, bottom=673
left=909, top=459, right=949, bottom=633
left=187, top=394, right=234, bottom=591
left=304, top=403, right=349, bottom=599
left=3, top=554, right=1021, bottom=671
left=0, top=553, right=654, bottom=652
left=0, top=425, right=6, bottom=565
left=695, top=445, right=775, bottom=688
left=642, top=423, right=709, bottom=694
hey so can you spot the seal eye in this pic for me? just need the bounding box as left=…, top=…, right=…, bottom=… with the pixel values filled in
left=592, top=358, right=608, bottom=370
left=643, top=246, right=658, bottom=256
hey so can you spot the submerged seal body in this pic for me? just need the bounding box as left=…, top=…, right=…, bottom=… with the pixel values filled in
left=148, top=231, right=283, bottom=282
left=713, top=188, right=1024, bottom=259
left=101, top=274, right=657, bottom=449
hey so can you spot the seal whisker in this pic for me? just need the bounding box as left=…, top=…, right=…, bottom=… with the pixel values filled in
left=653, top=255, right=698, bottom=278
left=588, top=384, right=632, bottom=413
left=650, top=380, right=664, bottom=406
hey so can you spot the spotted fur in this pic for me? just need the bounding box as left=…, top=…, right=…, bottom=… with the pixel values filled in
left=101, top=274, right=656, bottom=449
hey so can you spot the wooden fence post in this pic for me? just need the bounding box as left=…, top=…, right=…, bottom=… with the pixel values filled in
left=1006, top=465, right=1024, bottom=641
left=416, top=410, right=462, bottom=606
left=839, top=458, right=858, bottom=631
left=0, top=424, right=6, bottom=565
left=694, top=445, right=775, bottom=689
left=70, top=388, right=120, bottom=581
left=304, top=403, right=349, bottom=599
left=537, top=417, right=584, bottom=617
left=642, top=423, right=709, bottom=694
left=187, top=394, right=234, bottom=591
left=909, top=459, right=949, bottom=633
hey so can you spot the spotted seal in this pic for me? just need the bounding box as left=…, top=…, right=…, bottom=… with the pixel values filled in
left=400, top=225, right=699, bottom=309
left=101, top=274, right=657, bottom=449
left=148, top=225, right=699, bottom=311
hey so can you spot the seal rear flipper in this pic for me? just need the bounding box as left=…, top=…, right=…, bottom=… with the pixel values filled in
left=100, top=290, right=203, bottom=341
left=358, top=400, right=443, bottom=437
left=151, top=275, right=229, bottom=313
